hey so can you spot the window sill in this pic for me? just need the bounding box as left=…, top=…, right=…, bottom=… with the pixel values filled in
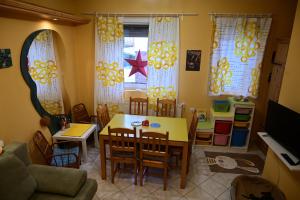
left=124, top=89, right=147, bottom=100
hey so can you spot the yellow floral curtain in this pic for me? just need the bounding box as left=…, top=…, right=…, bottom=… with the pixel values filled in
left=94, top=16, right=125, bottom=115
left=28, top=30, right=64, bottom=115
left=147, top=17, right=179, bottom=113
left=209, top=16, right=272, bottom=98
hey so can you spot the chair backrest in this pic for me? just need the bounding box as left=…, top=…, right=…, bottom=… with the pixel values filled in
left=72, top=103, right=90, bottom=123
left=32, top=131, right=53, bottom=164
left=108, top=126, right=137, bottom=158
left=188, top=110, right=199, bottom=151
left=129, top=97, right=149, bottom=116
left=139, top=130, right=169, bottom=161
left=156, top=98, right=176, bottom=117
left=97, top=104, right=111, bottom=128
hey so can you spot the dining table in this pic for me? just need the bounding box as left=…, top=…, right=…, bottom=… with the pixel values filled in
left=99, top=113, right=189, bottom=189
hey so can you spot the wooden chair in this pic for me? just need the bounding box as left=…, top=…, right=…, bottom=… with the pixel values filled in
left=33, top=131, right=81, bottom=168
left=170, top=110, right=198, bottom=172
left=72, top=103, right=96, bottom=124
left=108, top=126, right=138, bottom=185
left=129, top=97, right=149, bottom=116
left=156, top=98, right=176, bottom=117
left=187, top=110, right=199, bottom=173
left=96, top=104, right=111, bottom=129
left=139, top=130, right=169, bottom=190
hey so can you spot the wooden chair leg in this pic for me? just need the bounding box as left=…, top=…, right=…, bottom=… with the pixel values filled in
left=186, top=155, right=190, bottom=174
left=111, top=160, right=114, bottom=183
left=163, top=166, right=168, bottom=191
left=140, top=163, right=143, bottom=186
left=175, top=155, right=179, bottom=167
left=134, top=161, right=137, bottom=185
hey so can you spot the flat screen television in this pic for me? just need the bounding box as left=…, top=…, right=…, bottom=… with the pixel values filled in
left=265, top=100, right=300, bottom=160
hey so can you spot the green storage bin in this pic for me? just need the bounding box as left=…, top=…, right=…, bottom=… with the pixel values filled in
left=235, top=114, right=251, bottom=121
left=213, top=100, right=230, bottom=112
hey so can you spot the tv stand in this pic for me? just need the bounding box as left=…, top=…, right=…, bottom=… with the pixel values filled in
left=281, top=153, right=300, bottom=166
left=258, top=132, right=300, bottom=171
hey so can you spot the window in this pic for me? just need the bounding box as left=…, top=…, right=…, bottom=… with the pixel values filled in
left=123, top=24, right=149, bottom=90
left=208, top=16, right=272, bottom=98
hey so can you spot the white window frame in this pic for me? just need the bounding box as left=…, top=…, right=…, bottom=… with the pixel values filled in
left=123, top=17, right=149, bottom=91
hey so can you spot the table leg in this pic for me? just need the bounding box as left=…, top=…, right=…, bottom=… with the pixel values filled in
left=100, top=135, right=106, bottom=180
left=82, top=140, right=88, bottom=162
left=93, top=129, right=99, bottom=148
left=180, top=142, right=188, bottom=189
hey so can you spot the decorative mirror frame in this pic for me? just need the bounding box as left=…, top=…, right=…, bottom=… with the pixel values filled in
left=20, top=29, right=66, bottom=134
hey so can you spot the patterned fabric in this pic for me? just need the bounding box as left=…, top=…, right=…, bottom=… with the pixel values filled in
left=208, top=16, right=271, bottom=98
left=28, top=30, right=64, bottom=115
left=94, top=16, right=125, bottom=114
left=97, top=16, right=123, bottom=43
left=51, top=146, right=80, bottom=167
left=95, top=61, right=124, bottom=87
left=147, top=17, right=179, bottom=113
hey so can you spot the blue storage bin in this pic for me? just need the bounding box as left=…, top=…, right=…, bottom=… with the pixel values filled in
left=231, top=128, right=249, bottom=147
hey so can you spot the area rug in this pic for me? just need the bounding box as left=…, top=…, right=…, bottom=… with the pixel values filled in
left=204, top=151, right=264, bottom=175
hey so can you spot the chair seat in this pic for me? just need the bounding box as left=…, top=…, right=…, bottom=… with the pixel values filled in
left=51, top=146, right=80, bottom=167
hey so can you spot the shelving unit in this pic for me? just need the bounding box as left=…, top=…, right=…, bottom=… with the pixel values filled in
left=195, top=120, right=214, bottom=145
left=229, top=97, right=255, bottom=150
left=196, top=97, right=255, bottom=152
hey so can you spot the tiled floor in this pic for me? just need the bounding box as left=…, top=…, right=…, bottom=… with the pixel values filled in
left=81, top=146, right=263, bottom=200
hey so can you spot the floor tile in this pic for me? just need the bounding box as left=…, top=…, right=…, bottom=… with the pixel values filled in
left=100, top=191, right=129, bottom=200
left=199, top=178, right=227, bottom=198
left=217, top=188, right=231, bottom=200
left=84, top=145, right=264, bottom=200
left=169, top=177, right=197, bottom=195
left=188, top=173, right=210, bottom=186
left=122, top=184, right=153, bottom=200
left=211, top=172, right=240, bottom=188
left=184, top=187, right=214, bottom=200
left=95, top=181, right=120, bottom=199
left=154, top=187, right=184, bottom=200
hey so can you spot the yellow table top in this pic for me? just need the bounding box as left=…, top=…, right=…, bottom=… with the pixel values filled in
left=100, top=114, right=188, bottom=142
left=62, top=123, right=93, bottom=137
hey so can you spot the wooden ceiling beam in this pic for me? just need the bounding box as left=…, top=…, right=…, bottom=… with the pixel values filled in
left=0, top=0, right=90, bottom=26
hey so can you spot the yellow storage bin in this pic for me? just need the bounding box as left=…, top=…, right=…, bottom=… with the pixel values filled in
left=233, top=121, right=250, bottom=128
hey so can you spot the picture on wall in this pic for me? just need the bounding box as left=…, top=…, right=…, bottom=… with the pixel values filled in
left=186, top=50, right=201, bottom=71
left=0, top=49, right=12, bottom=68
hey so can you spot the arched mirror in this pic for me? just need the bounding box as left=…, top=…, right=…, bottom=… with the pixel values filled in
left=20, top=29, right=70, bottom=134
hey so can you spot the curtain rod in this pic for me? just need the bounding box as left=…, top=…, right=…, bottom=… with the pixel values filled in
left=82, top=12, right=198, bottom=17
left=208, top=12, right=272, bottom=18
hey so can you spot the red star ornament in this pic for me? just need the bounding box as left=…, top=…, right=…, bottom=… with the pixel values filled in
left=125, top=50, right=148, bottom=77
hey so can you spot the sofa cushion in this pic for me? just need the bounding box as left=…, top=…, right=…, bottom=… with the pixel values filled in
left=28, top=164, right=87, bottom=197
left=0, top=154, right=37, bottom=200
left=30, top=179, right=97, bottom=200
left=4, top=142, right=31, bottom=166
left=30, top=193, right=74, bottom=200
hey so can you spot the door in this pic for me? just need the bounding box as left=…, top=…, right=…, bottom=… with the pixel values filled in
left=268, top=38, right=290, bottom=102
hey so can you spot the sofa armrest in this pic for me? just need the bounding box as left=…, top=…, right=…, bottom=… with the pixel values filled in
left=28, top=164, right=87, bottom=197
left=75, top=179, right=98, bottom=200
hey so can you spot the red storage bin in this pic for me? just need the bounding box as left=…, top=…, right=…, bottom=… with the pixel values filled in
left=215, top=120, right=232, bottom=134
left=214, top=134, right=229, bottom=146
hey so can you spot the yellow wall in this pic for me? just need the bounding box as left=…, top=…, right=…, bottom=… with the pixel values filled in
left=263, top=2, right=300, bottom=200
left=0, top=17, right=77, bottom=162
left=73, top=0, right=297, bottom=137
